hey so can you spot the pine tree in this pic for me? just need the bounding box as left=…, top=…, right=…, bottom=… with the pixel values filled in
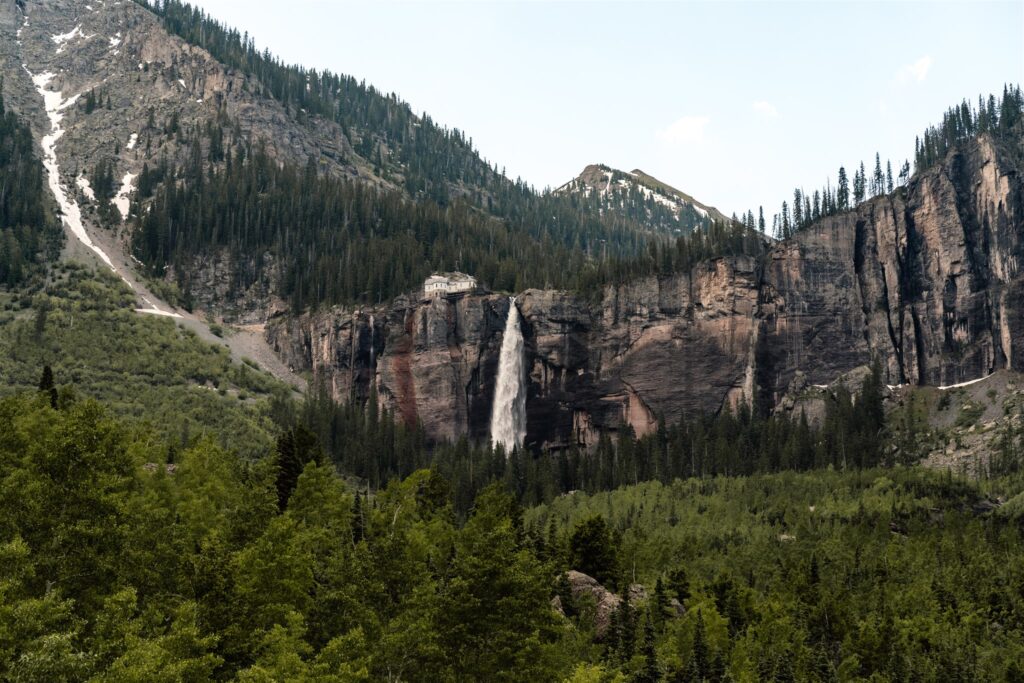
left=837, top=167, right=849, bottom=211
left=688, top=610, right=709, bottom=681
left=273, top=425, right=324, bottom=511
left=636, top=612, right=662, bottom=682
left=351, top=491, right=365, bottom=544
left=569, top=515, right=619, bottom=588
left=38, top=365, right=54, bottom=391
left=37, top=365, right=57, bottom=409
left=667, top=566, right=690, bottom=604
left=873, top=153, right=884, bottom=197
left=653, top=576, right=670, bottom=630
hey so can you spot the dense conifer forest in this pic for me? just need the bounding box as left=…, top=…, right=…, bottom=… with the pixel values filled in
left=0, top=91, right=62, bottom=287
left=132, top=138, right=602, bottom=308
left=2, top=374, right=1023, bottom=680
left=130, top=128, right=762, bottom=309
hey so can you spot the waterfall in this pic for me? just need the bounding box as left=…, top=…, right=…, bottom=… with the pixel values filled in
left=489, top=297, right=527, bottom=452
left=369, top=315, right=375, bottom=368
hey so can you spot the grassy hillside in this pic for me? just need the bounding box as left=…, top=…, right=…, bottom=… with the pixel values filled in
left=0, top=263, right=289, bottom=458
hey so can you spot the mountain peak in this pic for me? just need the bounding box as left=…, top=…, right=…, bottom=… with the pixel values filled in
left=555, top=164, right=730, bottom=232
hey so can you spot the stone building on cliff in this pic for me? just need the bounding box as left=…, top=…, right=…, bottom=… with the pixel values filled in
left=423, top=272, right=477, bottom=298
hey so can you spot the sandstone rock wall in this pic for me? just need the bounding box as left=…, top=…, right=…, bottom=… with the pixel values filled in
left=268, top=134, right=1023, bottom=449
left=758, top=134, right=1023, bottom=407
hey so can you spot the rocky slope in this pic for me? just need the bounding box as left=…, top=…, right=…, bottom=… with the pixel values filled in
left=0, top=0, right=386, bottom=313
left=5, top=2, right=1020, bottom=446
left=269, top=133, right=1023, bottom=448
left=555, top=163, right=730, bottom=233
left=0, top=0, right=324, bottom=386
left=1, top=0, right=375, bottom=192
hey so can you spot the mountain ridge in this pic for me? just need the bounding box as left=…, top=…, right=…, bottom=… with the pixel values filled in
left=269, top=130, right=1024, bottom=449
left=555, top=162, right=731, bottom=232
left=4, top=0, right=1022, bottom=425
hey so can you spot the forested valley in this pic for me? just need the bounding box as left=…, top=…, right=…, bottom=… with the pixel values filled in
left=2, top=268, right=1024, bottom=680
left=2, top=0, right=1023, bottom=678
left=3, top=365, right=1024, bottom=681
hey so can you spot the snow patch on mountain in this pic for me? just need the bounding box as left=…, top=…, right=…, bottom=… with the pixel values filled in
left=136, top=295, right=182, bottom=318
left=76, top=175, right=96, bottom=201
left=29, top=70, right=118, bottom=272
left=114, top=173, right=136, bottom=220
left=52, top=26, right=93, bottom=54
left=29, top=71, right=180, bottom=318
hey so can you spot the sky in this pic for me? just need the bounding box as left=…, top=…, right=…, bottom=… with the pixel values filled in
left=190, top=0, right=1023, bottom=219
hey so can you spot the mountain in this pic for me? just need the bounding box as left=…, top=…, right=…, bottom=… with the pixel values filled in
left=270, top=128, right=1024, bottom=451
left=555, top=163, right=731, bottom=233
left=4, top=0, right=1022, bottom=452
left=4, top=0, right=736, bottom=326
left=4, top=2, right=1024, bottom=681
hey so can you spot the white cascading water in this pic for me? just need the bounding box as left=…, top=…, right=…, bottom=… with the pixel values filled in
left=489, top=297, right=527, bottom=452
left=369, top=315, right=375, bottom=367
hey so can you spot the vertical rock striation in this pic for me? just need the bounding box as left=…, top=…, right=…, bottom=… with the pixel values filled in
left=269, top=134, right=1023, bottom=449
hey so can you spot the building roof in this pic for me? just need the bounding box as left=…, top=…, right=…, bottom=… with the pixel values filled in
left=425, top=271, right=476, bottom=283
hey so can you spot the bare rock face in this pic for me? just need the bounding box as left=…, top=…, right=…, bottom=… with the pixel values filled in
left=268, top=134, right=1022, bottom=449
left=268, top=294, right=512, bottom=444
left=563, top=570, right=621, bottom=638
left=519, top=255, right=761, bottom=449
left=269, top=258, right=762, bottom=448
left=757, top=135, right=1023, bottom=407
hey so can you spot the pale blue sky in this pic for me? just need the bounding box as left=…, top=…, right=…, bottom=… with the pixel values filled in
left=192, top=0, right=1023, bottom=218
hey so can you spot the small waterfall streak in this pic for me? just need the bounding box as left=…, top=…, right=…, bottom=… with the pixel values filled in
left=369, top=315, right=376, bottom=368
left=489, top=297, right=527, bottom=452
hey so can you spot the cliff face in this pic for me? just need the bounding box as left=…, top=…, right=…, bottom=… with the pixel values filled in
left=268, top=294, right=512, bottom=444
left=269, top=134, right=1023, bottom=448
left=758, top=134, right=1023, bottom=405
left=268, top=256, right=763, bottom=449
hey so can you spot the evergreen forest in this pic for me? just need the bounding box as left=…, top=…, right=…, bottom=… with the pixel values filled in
left=0, top=91, right=62, bottom=288
left=3, top=271, right=1024, bottom=681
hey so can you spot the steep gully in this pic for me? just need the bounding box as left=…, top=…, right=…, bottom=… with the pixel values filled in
left=268, top=133, right=1023, bottom=450
left=14, top=16, right=305, bottom=390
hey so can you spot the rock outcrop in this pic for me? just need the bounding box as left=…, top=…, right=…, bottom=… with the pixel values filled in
left=561, top=570, right=622, bottom=638
left=269, top=133, right=1023, bottom=449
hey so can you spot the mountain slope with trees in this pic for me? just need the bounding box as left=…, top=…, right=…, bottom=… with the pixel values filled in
left=0, top=89, right=61, bottom=287
left=125, top=0, right=757, bottom=311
